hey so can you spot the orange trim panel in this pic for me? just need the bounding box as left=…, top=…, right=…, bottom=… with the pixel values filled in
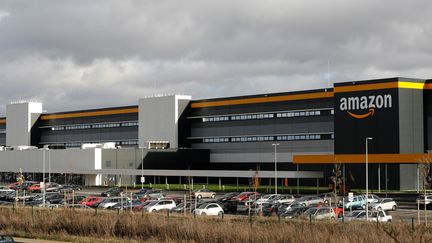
left=191, top=91, right=334, bottom=108
left=40, top=107, right=139, bottom=120
left=293, top=154, right=432, bottom=164
left=0, top=118, right=5, bottom=124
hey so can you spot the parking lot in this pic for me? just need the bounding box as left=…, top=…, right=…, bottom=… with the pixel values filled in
left=3, top=182, right=432, bottom=225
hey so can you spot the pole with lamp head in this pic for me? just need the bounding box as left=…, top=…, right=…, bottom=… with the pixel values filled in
left=365, top=137, right=373, bottom=221
left=272, top=143, right=280, bottom=194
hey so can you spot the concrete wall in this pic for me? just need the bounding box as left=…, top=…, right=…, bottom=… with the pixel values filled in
left=139, top=95, right=191, bottom=148
left=6, top=102, right=42, bottom=146
left=0, top=148, right=101, bottom=174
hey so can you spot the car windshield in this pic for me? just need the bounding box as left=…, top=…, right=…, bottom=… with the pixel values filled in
left=304, top=208, right=318, bottom=215
left=347, top=211, right=364, bottom=217
left=198, top=203, right=209, bottom=209
left=145, top=201, right=159, bottom=206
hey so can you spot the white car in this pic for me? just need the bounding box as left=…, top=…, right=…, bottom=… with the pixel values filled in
left=363, top=194, right=380, bottom=204
left=98, top=197, right=131, bottom=209
left=358, top=210, right=392, bottom=222
left=0, top=187, right=14, bottom=193
left=416, top=195, right=432, bottom=209
left=303, top=207, right=336, bottom=220
left=144, top=200, right=176, bottom=212
left=256, top=194, right=279, bottom=204
left=271, top=194, right=295, bottom=204
left=369, top=198, right=397, bottom=211
left=194, top=203, right=224, bottom=216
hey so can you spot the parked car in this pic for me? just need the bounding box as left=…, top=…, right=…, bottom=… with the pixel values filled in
left=0, top=234, right=15, bottom=243
left=232, top=192, right=260, bottom=201
left=340, top=195, right=366, bottom=210
left=256, top=194, right=279, bottom=204
left=58, top=184, right=82, bottom=193
left=193, top=203, right=224, bottom=216
left=363, top=194, right=380, bottom=204
left=236, top=200, right=259, bottom=215
left=27, top=182, right=60, bottom=193
left=296, top=195, right=324, bottom=207
left=98, top=197, right=131, bottom=209
left=143, top=200, right=176, bottom=212
left=101, top=187, right=123, bottom=197
left=191, top=189, right=216, bottom=199
left=111, top=199, right=142, bottom=210
left=281, top=206, right=308, bottom=219
left=303, top=207, right=336, bottom=220
left=270, top=194, right=296, bottom=204
left=277, top=202, right=305, bottom=215
left=357, top=210, right=392, bottom=222
left=416, top=195, right=432, bottom=209
left=60, top=195, right=87, bottom=205
left=369, top=198, right=397, bottom=211
left=344, top=210, right=367, bottom=221
left=0, top=187, right=14, bottom=193
left=218, top=192, right=239, bottom=203
left=171, top=201, right=195, bottom=213
left=80, top=196, right=104, bottom=208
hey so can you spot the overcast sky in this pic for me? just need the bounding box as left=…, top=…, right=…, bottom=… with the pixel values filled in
left=1, top=1, right=432, bottom=115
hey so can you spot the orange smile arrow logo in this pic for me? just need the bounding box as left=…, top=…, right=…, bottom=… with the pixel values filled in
left=347, top=108, right=375, bottom=119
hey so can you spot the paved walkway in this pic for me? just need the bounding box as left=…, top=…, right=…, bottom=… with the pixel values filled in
left=14, top=237, right=71, bottom=243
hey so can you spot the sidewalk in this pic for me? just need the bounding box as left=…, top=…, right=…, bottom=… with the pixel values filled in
left=15, top=237, right=72, bottom=243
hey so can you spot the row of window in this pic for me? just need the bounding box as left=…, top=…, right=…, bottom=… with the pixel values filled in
left=202, top=133, right=331, bottom=143
left=201, top=109, right=332, bottom=123
left=61, top=140, right=139, bottom=148
left=50, top=121, right=139, bottom=131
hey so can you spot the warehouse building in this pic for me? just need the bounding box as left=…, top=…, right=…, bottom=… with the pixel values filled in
left=0, top=77, right=431, bottom=190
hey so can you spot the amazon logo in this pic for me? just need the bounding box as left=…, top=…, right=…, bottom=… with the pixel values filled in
left=339, top=94, right=392, bottom=119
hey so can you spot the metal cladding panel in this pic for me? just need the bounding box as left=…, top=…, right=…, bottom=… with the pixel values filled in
left=190, top=119, right=333, bottom=138
left=398, top=88, right=424, bottom=153
left=334, top=87, right=399, bottom=154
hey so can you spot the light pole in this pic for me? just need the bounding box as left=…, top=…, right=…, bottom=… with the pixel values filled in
left=272, top=143, right=280, bottom=194
left=141, top=147, right=144, bottom=189
left=365, top=137, right=373, bottom=221
left=48, top=148, right=51, bottom=185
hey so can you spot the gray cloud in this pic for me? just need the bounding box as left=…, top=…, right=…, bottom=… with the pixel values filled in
left=1, top=0, right=432, bottom=115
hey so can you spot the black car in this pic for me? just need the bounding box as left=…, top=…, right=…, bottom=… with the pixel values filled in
left=58, top=184, right=83, bottom=193
left=218, top=192, right=239, bottom=203
left=60, top=195, right=86, bottom=204
left=101, top=187, right=123, bottom=197
left=280, top=206, right=307, bottom=219
left=0, top=235, right=15, bottom=243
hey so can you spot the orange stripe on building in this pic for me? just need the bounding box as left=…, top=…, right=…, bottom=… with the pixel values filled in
left=40, top=107, right=139, bottom=120
left=334, top=81, right=428, bottom=93
left=0, top=118, right=5, bottom=124
left=293, top=153, right=432, bottom=164
left=191, top=91, right=334, bottom=108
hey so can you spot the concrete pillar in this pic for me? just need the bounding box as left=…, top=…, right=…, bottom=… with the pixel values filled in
left=85, top=174, right=103, bottom=186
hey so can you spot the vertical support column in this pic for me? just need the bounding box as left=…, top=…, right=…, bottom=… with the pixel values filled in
left=296, top=164, right=300, bottom=195
left=378, top=163, right=381, bottom=193
left=218, top=177, right=221, bottom=190
left=343, top=164, right=346, bottom=196
left=417, top=164, right=420, bottom=193
left=385, top=164, right=388, bottom=197
left=316, top=178, right=319, bottom=194
left=236, top=177, right=239, bottom=191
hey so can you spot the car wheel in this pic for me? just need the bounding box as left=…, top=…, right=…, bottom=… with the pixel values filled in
left=202, top=212, right=206, bottom=216
left=197, top=194, right=202, bottom=199
left=324, top=200, right=329, bottom=205
left=152, top=209, right=156, bottom=213
left=377, top=206, right=382, bottom=211
left=392, top=205, right=397, bottom=211
left=211, top=194, right=216, bottom=198
left=362, top=204, right=366, bottom=209
left=218, top=211, right=223, bottom=216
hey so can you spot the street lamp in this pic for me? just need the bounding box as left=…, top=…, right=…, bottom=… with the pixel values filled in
left=272, top=143, right=280, bottom=194
left=141, top=147, right=145, bottom=189
left=365, top=137, right=373, bottom=221
left=42, top=145, right=49, bottom=207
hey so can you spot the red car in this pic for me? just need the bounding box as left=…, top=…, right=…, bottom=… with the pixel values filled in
left=80, top=196, right=103, bottom=207
left=233, top=192, right=260, bottom=201
left=26, top=184, right=42, bottom=193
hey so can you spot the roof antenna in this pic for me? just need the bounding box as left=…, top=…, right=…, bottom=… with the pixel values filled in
left=327, top=60, right=331, bottom=89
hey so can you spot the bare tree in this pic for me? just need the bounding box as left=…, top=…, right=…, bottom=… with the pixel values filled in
left=418, top=155, right=432, bottom=225
left=329, top=163, right=342, bottom=206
